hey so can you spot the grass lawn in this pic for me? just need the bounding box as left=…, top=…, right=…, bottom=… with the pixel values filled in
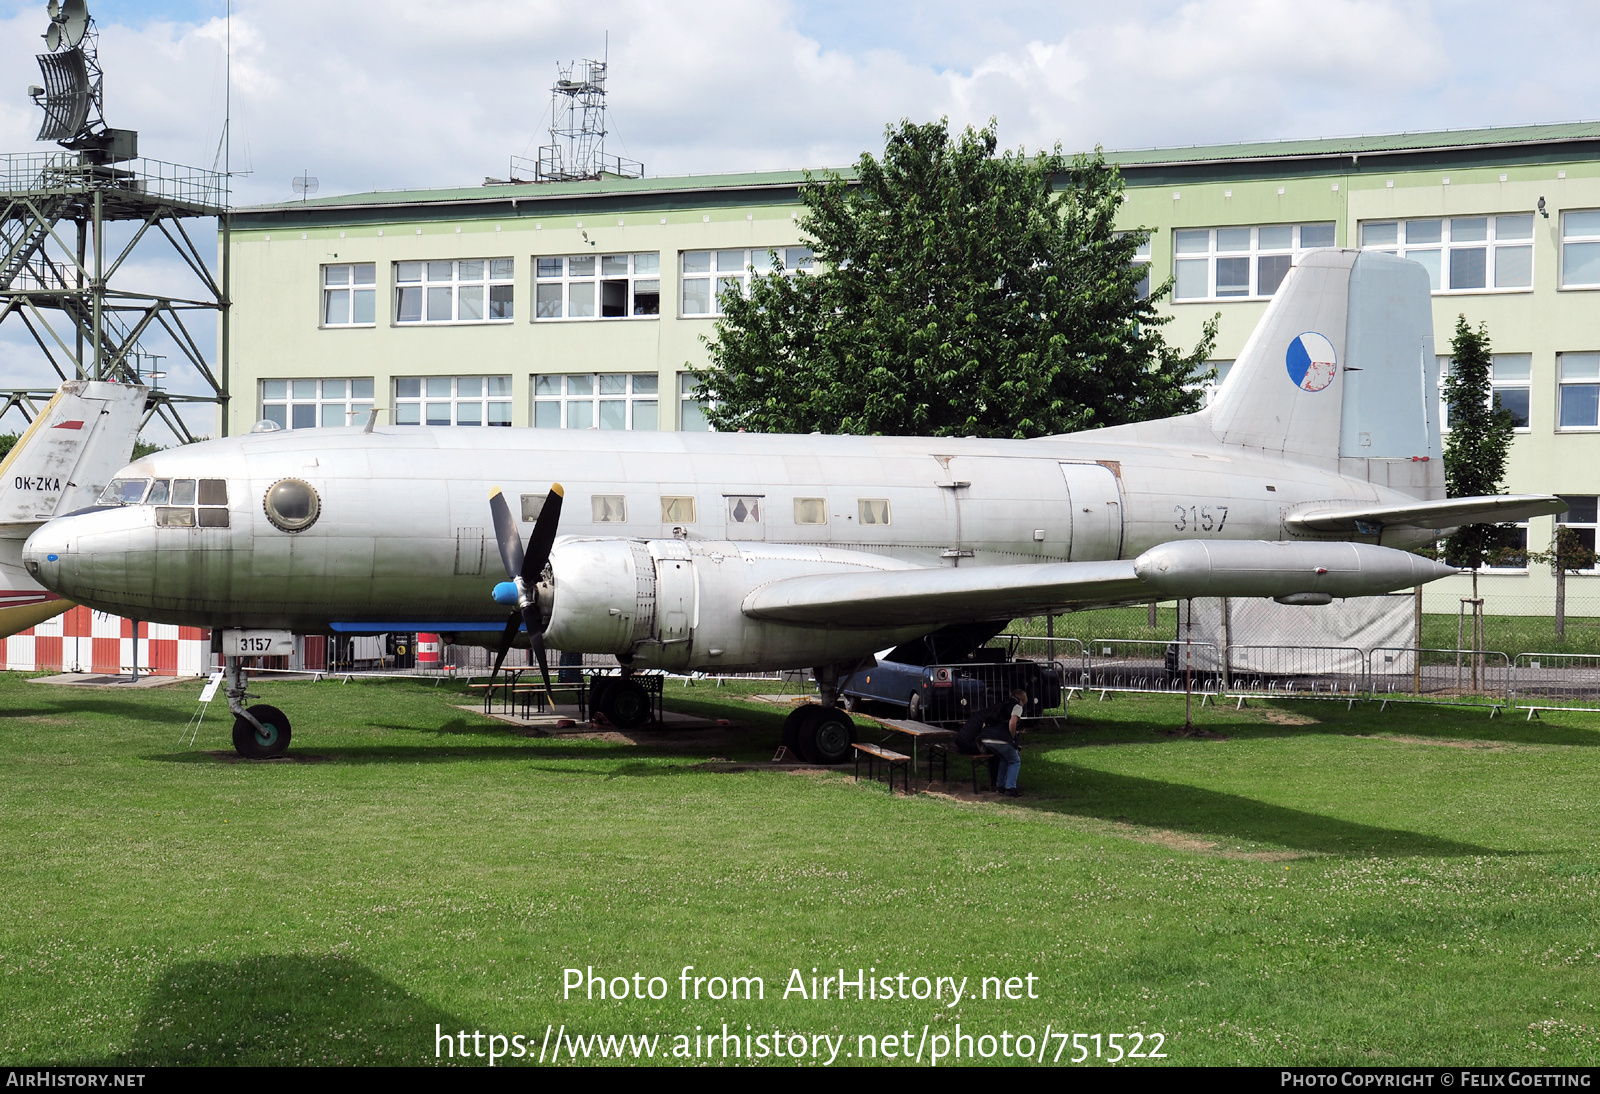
left=1, top=670, right=1597, bottom=1067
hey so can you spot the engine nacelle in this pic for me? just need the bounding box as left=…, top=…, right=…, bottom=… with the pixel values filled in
left=539, top=538, right=928, bottom=672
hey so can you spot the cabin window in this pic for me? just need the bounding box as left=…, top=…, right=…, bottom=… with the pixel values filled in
left=660, top=496, right=696, bottom=523
left=858, top=498, right=891, bottom=525
left=155, top=507, right=194, bottom=527
left=592, top=495, right=627, bottom=523
left=793, top=497, right=827, bottom=525
left=521, top=494, right=545, bottom=521
left=726, top=496, right=761, bottom=524
left=97, top=478, right=149, bottom=506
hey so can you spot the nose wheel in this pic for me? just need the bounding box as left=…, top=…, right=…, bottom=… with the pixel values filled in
left=223, top=657, right=292, bottom=759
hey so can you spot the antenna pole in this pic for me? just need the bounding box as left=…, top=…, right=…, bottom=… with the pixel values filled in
left=219, top=0, right=232, bottom=437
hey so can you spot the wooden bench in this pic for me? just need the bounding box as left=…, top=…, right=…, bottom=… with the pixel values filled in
left=852, top=742, right=911, bottom=794
left=931, top=743, right=997, bottom=793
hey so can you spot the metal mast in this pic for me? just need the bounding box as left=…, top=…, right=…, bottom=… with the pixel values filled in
left=511, top=50, right=643, bottom=183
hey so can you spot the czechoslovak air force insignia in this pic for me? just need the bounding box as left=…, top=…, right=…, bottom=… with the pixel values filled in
left=1286, top=332, right=1337, bottom=392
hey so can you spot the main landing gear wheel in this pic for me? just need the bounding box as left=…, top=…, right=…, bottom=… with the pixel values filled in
left=781, top=704, right=810, bottom=756
left=794, top=704, right=856, bottom=765
left=597, top=678, right=652, bottom=730
left=232, top=703, right=291, bottom=759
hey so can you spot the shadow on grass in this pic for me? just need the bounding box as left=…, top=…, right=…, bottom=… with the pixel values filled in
left=95, top=954, right=463, bottom=1066
left=0, top=697, right=187, bottom=726
left=1024, top=763, right=1499, bottom=857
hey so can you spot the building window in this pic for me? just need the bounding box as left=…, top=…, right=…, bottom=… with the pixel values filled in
left=261, top=378, right=374, bottom=430
left=1485, top=522, right=1529, bottom=571
left=858, top=498, right=891, bottom=525
left=1562, top=211, right=1600, bottom=288
left=591, top=495, right=627, bottom=523
left=794, top=497, right=827, bottom=525
left=323, top=264, right=375, bottom=326
left=532, top=373, right=658, bottom=430
left=1171, top=223, right=1333, bottom=302
left=1359, top=215, right=1533, bottom=292
left=660, top=496, right=696, bottom=524
left=1558, top=354, right=1600, bottom=429
left=1439, top=355, right=1531, bottom=431
left=679, top=374, right=710, bottom=431
left=394, top=376, right=512, bottom=426
left=395, top=259, right=513, bottom=324
left=680, top=247, right=813, bottom=316
left=533, top=253, right=659, bottom=320
left=1188, top=359, right=1234, bottom=406
left=1557, top=496, right=1599, bottom=569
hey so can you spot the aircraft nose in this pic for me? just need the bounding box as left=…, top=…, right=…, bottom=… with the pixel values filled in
left=21, top=522, right=70, bottom=594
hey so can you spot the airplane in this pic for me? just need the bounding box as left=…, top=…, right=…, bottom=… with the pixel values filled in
left=0, top=380, right=147, bottom=638
left=21, top=250, right=1565, bottom=761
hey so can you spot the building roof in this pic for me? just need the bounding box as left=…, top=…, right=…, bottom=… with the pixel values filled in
left=232, top=120, right=1600, bottom=229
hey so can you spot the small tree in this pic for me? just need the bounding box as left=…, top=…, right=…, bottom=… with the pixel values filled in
left=1530, top=525, right=1597, bottom=640
left=694, top=119, right=1216, bottom=438
left=1441, top=315, right=1515, bottom=668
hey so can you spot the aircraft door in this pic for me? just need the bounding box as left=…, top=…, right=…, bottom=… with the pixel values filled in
left=948, top=457, right=1072, bottom=560
left=652, top=543, right=696, bottom=644
left=1060, top=462, right=1124, bottom=560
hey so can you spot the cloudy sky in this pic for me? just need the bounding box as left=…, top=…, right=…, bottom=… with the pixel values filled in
left=3, top=0, right=1599, bottom=432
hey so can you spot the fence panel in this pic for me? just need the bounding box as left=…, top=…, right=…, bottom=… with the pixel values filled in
left=1222, top=645, right=1368, bottom=704
left=1084, top=638, right=1222, bottom=699
left=1512, top=653, right=1600, bottom=716
left=1368, top=647, right=1511, bottom=710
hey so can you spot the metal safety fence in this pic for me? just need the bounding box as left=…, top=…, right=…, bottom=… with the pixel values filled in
left=1512, top=653, right=1600, bottom=718
left=1079, top=638, right=1222, bottom=701
left=1221, top=645, right=1368, bottom=706
left=1369, top=647, right=1512, bottom=712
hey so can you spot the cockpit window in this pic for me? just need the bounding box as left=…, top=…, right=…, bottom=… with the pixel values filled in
left=146, top=480, right=170, bottom=504
left=98, top=478, right=150, bottom=506
left=198, top=479, right=228, bottom=505
left=170, top=479, right=197, bottom=505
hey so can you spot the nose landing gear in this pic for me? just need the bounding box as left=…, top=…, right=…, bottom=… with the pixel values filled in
left=224, top=657, right=292, bottom=759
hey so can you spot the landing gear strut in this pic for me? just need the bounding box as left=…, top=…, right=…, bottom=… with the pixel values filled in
left=225, top=656, right=292, bottom=759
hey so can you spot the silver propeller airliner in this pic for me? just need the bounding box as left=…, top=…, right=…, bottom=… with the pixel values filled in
left=21, top=250, right=1564, bottom=759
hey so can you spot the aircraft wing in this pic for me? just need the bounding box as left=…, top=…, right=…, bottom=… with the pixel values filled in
left=1285, top=494, right=1567, bottom=534
left=743, top=539, right=1457, bottom=629
left=743, top=559, right=1147, bottom=627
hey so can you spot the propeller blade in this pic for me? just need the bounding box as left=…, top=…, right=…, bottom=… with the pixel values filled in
left=530, top=630, right=554, bottom=701
left=522, top=484, right=564, bottom=583
left=488, top=610, right=521, bottom=683
left=488, top=488, right=525, bottom=580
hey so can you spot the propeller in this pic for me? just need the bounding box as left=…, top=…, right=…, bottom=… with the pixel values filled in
left=487, top=484, right=564, bottom=697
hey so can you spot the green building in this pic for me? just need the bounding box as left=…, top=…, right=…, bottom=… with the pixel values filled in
left=228, top=120, right=1600, bottom=613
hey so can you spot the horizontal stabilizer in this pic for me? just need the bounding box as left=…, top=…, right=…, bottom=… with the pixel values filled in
left=744, top=540, right=1457, bottom=629
left=1286, top=494, right=1567, bottom=534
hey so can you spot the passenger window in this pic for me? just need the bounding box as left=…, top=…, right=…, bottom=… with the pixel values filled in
left=660, top=496, right=696, bottom=523
left=197, top=508, right=230, bottom=528
left=170, top=479, right=197, bottom=505
left=146, top=480, right=170, bottom=505
left=726, top=496, right=761, bottom=523
left=591, top=495, right=627, bottom=522
left=858, top=498, right=891, bottom=525
left=99, top=478, right=149, bottom=505
left=521, top=494, right=545, bottom=522
left=198, top=479, right=228, bottom=505
left=156, top=507, right=196, bottom=527
left=794, top=497, right=827, bottom=525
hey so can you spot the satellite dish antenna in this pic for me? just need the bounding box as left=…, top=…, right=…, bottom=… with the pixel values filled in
left=43, top=0, right=89, bottom=51
left=293, top=174, right=319, bottom=200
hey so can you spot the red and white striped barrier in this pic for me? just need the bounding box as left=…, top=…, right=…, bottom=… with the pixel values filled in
left=4, top=606, right=211, bottom=676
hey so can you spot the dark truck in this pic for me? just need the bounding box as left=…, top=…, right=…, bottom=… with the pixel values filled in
left=839, top=624, right=1064, bottom=724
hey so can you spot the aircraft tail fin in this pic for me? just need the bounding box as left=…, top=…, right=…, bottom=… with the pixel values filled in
left=0, top=380, right=148, bottom=529
left=1200, top=248, right=1442, bottom=497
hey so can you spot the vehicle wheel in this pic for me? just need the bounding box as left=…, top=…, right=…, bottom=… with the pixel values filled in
left=781, top=704, right=812, bottom=756
left=842, top=693, right=862, bottom=713
left=232, top=704, right=291, bottom=759
left=597, top=679, right=652, bottom=729
left=797, top=705, right=856, bottom=765
left=907, top=690, right=924, bottom=722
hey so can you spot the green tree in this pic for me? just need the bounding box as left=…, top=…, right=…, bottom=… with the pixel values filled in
left=693, top=119, right=1216, bottom=438
left=1441, top=315, right=1517, bottom=571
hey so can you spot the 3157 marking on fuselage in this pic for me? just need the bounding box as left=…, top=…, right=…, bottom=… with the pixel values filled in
left=1173, top=505, right=1228, bottom=532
